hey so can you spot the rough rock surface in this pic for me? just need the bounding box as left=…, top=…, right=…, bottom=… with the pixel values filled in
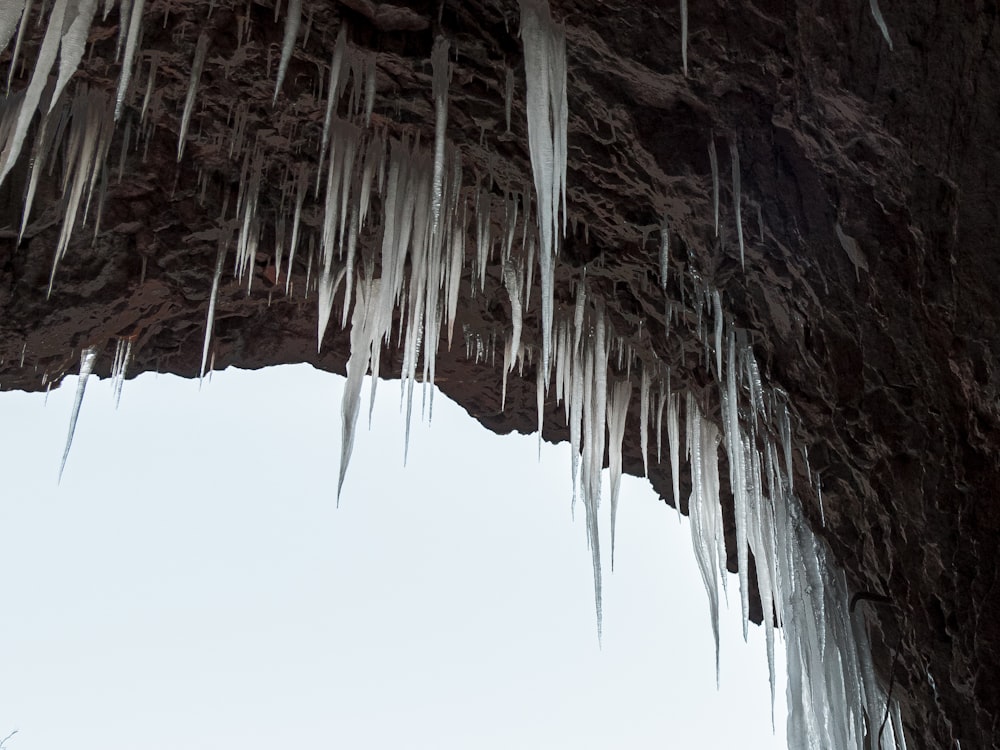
left=1, top=2, right=998, bottom=747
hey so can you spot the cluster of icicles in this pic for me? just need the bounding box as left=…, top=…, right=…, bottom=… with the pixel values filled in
left=0, top=1, right=904, bottom=748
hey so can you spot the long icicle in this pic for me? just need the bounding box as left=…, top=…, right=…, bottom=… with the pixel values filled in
left=58, top=346, right=98, bottom=482
left=177, top=32, right=210, bottom=162
left=273, top=0, right=301, bottom=103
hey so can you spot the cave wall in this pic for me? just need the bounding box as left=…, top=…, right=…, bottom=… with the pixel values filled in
left=1, top=2, right=999, bottom=747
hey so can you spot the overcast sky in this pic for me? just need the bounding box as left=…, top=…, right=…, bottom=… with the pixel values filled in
left=0, top=364, right=786, bottom=749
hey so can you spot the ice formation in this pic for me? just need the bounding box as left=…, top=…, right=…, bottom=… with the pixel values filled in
left=273, top=0, right=302, bottom=104
left=869, top=0, right=893, bottom=50
left=0, top=8, right=909, bottom=750
left=519, top=0, right=567, bottom=377
left=109, top=337, right=132, bottom=407
left=680, top=0, right=689, bottom=76
left=58, top=346, right=97, bottom=482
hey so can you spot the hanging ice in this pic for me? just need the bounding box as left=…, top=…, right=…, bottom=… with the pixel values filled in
left=704, top=138, right=718, bottom=242
left=869, top=0, right=893, bottom=50
left=200, top=240, right=227, bottom=384
left=430, top=35, right=450, bottom=244
left=519, top=0, right=567, bottom=376
left=110, top=337, right=132, bottom=407
left=730, top=139, right=745, bottom=269
left=680, top=0, right=689, bottom=76
left=273, top=0, right=302, bottom=104
left=58, top=346, right=98, bottom=482
left=177, top=33, right=210, bottom=162
left=114, top=0, right=145, bottom=120
left=607, top=378, right=630, bottom=568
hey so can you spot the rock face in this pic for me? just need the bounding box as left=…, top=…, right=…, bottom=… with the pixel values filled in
left=1, top=2, right=998, bottom=747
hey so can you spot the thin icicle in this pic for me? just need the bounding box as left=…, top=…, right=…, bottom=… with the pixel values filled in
left=430, top=37, right=450, bottom=245
left=58, top=346, right=97, bottom=482
left=667, top=391, right=681, bottom=519
left=177, top=33, right=210, bottom=162
left=504, top=65, right=514, bottom=132
left=607, top=378, right=630, bottom=569
left=110, top=338, right=132, bottom=407
left=503, top=261, right=523, bottom=369
left=317, top=25, right=348, bottom=193
left=4, top=0, right=31, bottom=94
left=0, top=0, right=27, bottom=55
left=53, top=0, right=99, bottom=111
left=519, top=0, right=567, bottom=377
left=869, top=0, right=893, bottom=50
left=659, top=212, right=669, bottom=290
left=639, top=365, right=650, bottom=476
left=273, top=0, right=301, bottom=104
left=708, top=133, right=719, bottom=237
left=0, top=0, right=68, bottom=187
left=680, top=0, right=688, bottom=76
left=730, top=139, right=745, bottom=269
left=200, top=242, right=226, bottom=384
left=114, top=0, right=145, bottom=120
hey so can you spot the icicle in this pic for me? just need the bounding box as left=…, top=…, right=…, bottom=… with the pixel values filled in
left=200, top=242, right=226, bottom=384
left=667, top=391, right=681, bottom=519
left=639, top=365, right=650, bottom=476
left=58, top=346, right=97, bottom=482
left=503, top=260, right=523, bottom=369
left=318, top=25, right=348, bottom=193
left=53, top=0, right=98, bottom=111
left=607, top=378, right=630, bottom=569
left=363, top=52, right=376, bottom=126
left=49, top=87, right=116, bottom=297
left=730, top=139, right=745, bottom=269
left=285, top=164, right=308, bottom=295
left=114, top=0, right=145, bottom=120
left=177, top=33, right=210, bottom=162
left=140, top=52, right=158, bottom=124
left=0, top=0, right=27, bottom=57
left=659, top=212, right=669, bottom=290
left=504, top=65, right=514, bottom=133
left=519, top=0, right=567, bottom=378
left=0, top=0, right=68, bottom=187
left=656, top=377, right=666, bottom=464
left=713, top=289, right=723, bottom=377
left=680, top=0, right=688, bottom=76
left=110, top=337, right=132, bottom=407
left=708, top=133, right=719, bottom=238
left=869, top=0, right=893, bottom=50
left=430, top=36, right=450, bottom=246
left=273, top=0, right=301, bottom=104
left=4, top=0, right=31, bottom=94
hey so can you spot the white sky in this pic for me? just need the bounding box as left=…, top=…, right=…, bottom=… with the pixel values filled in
left=0, top=364, right=786, bottom=749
